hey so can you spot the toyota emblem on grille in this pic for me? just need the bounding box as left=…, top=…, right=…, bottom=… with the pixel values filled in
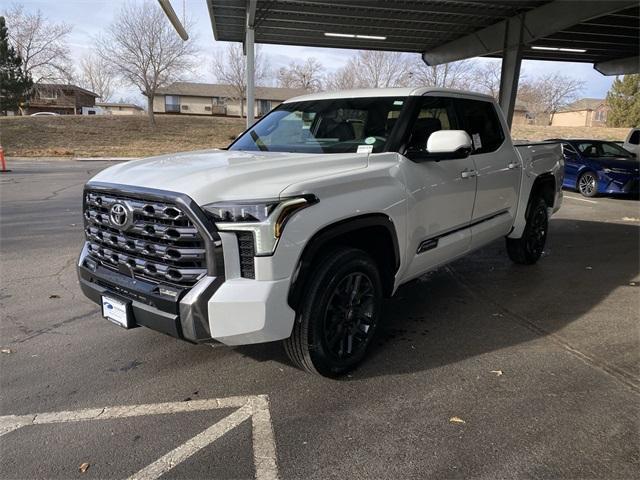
left=109, top=203, right=130, bottom=229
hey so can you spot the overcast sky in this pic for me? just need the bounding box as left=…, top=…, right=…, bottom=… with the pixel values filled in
left=11, top=0, right=616, bottom=103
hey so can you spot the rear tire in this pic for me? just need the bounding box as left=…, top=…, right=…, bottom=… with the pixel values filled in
left=283, top=247, right=382, bottom=377
left=577, top=171, right=598, bottom=197
left=506, top=197, right=548, bottom=265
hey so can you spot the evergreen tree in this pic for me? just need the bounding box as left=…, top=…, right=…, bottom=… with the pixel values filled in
left=0, top=16, right=32, bottom=115
left=606, top=74, right=640, bottom=128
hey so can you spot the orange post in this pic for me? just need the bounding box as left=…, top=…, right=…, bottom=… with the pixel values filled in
left=0, top=144, right=9, bottom=172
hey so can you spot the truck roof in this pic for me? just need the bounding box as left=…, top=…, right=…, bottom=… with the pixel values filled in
left=285, top=87, right=495, bottom=104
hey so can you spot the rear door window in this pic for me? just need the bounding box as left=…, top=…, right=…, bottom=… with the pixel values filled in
left=454, top=99, right=505, bottom=154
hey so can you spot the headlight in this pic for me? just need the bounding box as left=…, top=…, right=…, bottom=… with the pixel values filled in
left=203, top=196, right=318, bottom=256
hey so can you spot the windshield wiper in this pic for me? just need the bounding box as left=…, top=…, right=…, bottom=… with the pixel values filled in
left=250, top=130, right=269, bottom=152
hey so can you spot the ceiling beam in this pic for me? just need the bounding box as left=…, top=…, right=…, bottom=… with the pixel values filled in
left=594, top=56, right=640, bottom=75
left=422, top=0, right=637, bottom=65
left=157, top=0, right=189, bottom=40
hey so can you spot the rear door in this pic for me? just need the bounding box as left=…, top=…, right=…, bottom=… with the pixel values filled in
left=454, top=98, right=518, bottom=248
left=400, top=95, right=477, bottom=279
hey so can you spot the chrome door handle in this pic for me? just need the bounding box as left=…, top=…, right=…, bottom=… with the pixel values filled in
left=461, top=170, right=477, bottom=179
left=508, top=162, right=520, bottom=169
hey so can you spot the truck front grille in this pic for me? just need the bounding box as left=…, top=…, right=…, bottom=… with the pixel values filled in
left=83, top=190, right=207, bottom=287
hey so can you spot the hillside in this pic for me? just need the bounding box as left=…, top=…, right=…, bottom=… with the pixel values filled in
left=0, top=114, right=632, bottom=158
left=1, top=115, right=245, bottom=157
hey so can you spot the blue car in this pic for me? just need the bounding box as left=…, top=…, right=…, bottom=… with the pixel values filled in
left=548, top=139, right=640, bottom=197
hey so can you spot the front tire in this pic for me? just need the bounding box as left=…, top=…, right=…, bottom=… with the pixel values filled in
left=506, top=197, right=548, bottom=265
left=578, top=171, right=598, bottom=197
left=283, top=247, right=382, bottom=377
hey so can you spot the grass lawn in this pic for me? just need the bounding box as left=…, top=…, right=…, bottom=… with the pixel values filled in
left=511, top=124, right=631, bottom=143
left=0, top=114, right=633, bottom=158
left=1, top=114, right=245, bottom=157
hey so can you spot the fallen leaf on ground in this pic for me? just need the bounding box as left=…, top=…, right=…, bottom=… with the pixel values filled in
left=449, top=416, right=466, bottom=424
left=79, top=463, right=90, bottom=473
left=630, top=281, right=638, bottom=286
left=490, top=370, right=504, bottom=376
left=49, top=294, right=61, bottom=299
left=585, top=266, right=593, bottom=270
left=1, top=348, right=12, bottom=354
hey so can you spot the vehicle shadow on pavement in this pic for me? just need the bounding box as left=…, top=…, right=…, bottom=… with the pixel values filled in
left=361, top=218, right=639, bottom=379
left=239, top=219, right=639, bottom=379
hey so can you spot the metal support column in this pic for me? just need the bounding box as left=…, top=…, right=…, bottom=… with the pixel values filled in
left=245, top=0, right=257, bottom=127
left=498, top=15, right=524, bottom=128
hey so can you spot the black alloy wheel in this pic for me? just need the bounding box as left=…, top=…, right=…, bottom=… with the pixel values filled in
left=284, top=247, right=382, bottom=376
left=322, top=272, right=376, bottom=361
left=506, top=197, right=549, bottom=265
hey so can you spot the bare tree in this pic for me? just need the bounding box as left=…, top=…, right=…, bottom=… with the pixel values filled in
left=325, top=50, right=411, bottom=91
left=324, top=60, right=360, bottom=91
left=79, top=54, right=116, bottom=102
left=95, top=0, right=198, bottom=126
left=211, top=43, right=270, bottom=118
left=410, top=58, right=477, bottom=90
left=354, top=50, right=411, bottom=88
left=518, top=73, right=585, bottom=125
left=277, top=57, right=323, bottom=92
left=3, top=4, right=73, bottom=83
left=472, top=61, right=503, bottom=98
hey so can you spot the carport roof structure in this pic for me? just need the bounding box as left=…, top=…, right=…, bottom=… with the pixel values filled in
left=204, top=0, right=639, bottom=127
left=207, top=0, right=639, bottom=73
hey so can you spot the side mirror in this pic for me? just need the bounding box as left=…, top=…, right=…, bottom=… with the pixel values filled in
left=427, top=130, right=473, bottom=155
left=407, top=130, right=472, bottom=161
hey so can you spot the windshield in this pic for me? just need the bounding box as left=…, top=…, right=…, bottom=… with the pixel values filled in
left=574, top=141, right=633, bottom=158
left=229, top=97, right=407, bottom=154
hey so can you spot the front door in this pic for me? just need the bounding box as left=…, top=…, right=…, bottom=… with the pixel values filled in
left=454, top=98, right=519, bottom=248
left=401, top=95, right=477, bottom=280
left=561, top=142, right=581, bottom=189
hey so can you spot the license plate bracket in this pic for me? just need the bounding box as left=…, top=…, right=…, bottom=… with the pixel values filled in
left=101, top=295, right=131, bottom=329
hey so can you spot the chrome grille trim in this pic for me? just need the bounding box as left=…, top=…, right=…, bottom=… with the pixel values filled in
left=83, top=185, right=221, bottom=287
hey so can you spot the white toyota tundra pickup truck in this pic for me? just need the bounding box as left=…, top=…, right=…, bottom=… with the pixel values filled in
left=78, top=88, right=563, bottom=376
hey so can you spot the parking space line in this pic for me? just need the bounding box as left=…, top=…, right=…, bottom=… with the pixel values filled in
left=0, top=395, right=279, bottom=479
left=251, top=396, right=279, bottom=480
left=564, top=194, right=598, bottom=204
left=128, top=404, right=253, bottom=480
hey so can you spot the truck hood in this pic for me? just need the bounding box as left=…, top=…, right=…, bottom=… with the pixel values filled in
left=89, top=149, right=368, bottom=204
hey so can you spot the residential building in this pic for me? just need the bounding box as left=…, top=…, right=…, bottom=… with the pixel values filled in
left=512, top=102, right=534, bottom=125
left=27, top=84, right=99, bottom=115
left=153, top=82, right=307, bottom=117
left=94, top=102, right=144, bottom=116
left=551, top=98, right=609, bottom=127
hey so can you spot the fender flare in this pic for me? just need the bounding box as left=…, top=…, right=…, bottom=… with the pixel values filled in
left=287, top=213, right=400, bottom=310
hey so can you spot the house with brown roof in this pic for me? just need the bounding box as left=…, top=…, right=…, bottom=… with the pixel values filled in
left=551, top=98, right=609, bottom=127
left=95, top=102, right=145, bottom=116
left=153, top=82, right=307, bottom=118
left=512, top=102, right=534, bottom=125
left=27, top=84, right=99, bottom=115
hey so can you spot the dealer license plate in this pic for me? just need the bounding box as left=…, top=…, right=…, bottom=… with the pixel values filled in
left=101, top=296, right=130, bottom=328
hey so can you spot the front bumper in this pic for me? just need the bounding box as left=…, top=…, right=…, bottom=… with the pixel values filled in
left=78, top=243, right=220, bottom=343
left=78, top=242, right=296, bottom=345
left=599, top=172, right=640, bottom=195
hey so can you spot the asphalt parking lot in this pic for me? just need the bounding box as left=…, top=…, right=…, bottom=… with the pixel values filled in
left=1, top=158, right=638, bottom=479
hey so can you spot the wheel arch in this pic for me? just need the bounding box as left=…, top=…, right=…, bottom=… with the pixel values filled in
left=287, top=213, right=400, bottom=310
left=530, top=172, right=557, bottom=213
